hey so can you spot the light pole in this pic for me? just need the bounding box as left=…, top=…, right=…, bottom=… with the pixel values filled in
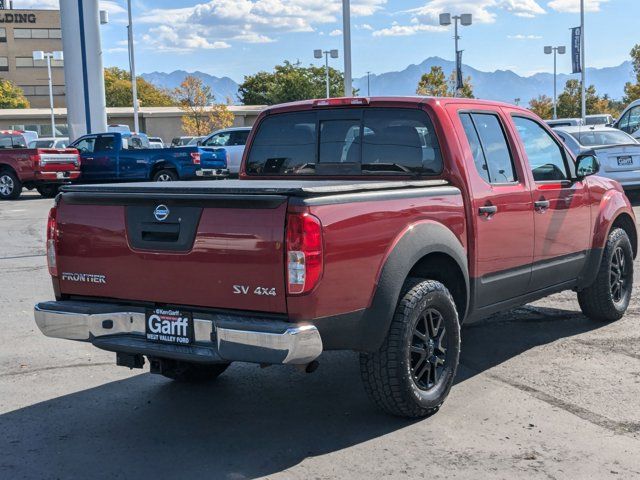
left=33, top=50, right=63, bottom=138
left=127, top=0, right=139, bottom=133
left=366, top=71, right=371, bottom=96
left=544, top=45, right=566, bottom=119
left=439, top=13, right=472, bottom=96
left=342, top=0, right=352, bottom=97
left=580, top=0, right=586, bottom=121
left=314, top=49, right=339, bottom=98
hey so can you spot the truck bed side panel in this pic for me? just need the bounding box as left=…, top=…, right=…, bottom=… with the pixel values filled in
left=287, top=188, right=466, bottom=320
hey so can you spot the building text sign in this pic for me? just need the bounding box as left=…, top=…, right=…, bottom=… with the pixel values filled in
left=0, top=13, right=37, bottom=24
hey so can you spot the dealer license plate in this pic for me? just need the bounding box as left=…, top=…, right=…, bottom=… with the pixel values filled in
left=145, top=308, right=194, bottom=345
left=617, top=156, right=633, bottom=166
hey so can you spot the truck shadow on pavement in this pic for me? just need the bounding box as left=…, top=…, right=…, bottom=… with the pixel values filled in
left=0, top=306, right=604, bottom=479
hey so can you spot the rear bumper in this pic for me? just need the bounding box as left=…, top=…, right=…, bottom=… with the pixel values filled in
left=34, top=171, right=81, bottom=182
left=34, top=301, right=322, bottom=365
left=196, top=168, right=229, bottom=178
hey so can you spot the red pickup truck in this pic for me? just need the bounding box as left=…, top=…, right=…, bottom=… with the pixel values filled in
left=34, top=97, right=636, bottom=418
left=0, top=130, right=81, bottom=200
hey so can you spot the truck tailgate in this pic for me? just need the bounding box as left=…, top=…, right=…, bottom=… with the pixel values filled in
left=56, top=187, right=288, bottom=313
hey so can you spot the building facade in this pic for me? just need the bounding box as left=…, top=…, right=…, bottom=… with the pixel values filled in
left=0, top=106, right=266, bottom=143
left=0, top=6, right=65, bottom=114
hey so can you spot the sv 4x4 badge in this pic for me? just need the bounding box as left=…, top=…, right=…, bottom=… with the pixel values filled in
left=233, top=285, right=277, bottom=296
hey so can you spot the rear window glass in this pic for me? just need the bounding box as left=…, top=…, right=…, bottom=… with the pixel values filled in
left=245, top=108, right=443, bottom=176
left=570, top=130, right=637, bottom=146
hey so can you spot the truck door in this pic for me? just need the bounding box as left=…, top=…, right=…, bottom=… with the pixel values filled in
left=118, top=135, right=147, bottom=180
left=510, top=114, right=591, bottom=290
left=74, top=136, right=97, bottom=180
left=92, top=134, right=119, bottom=181
left=451, top=107, right=535, bottom=308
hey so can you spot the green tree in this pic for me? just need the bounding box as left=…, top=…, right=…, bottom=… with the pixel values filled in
left=0, top=79, right=29, bottom=109
left=238, top=61, right=349, bottom=105
left=623, top=44, right=640, bottom=104
left=416, top=66, right=474, bottom=98
left=528, top=95, right=554, bottom=119
left=556, top=79, right=605, bottom=118
left=104, top=67, right=175, bottom=107
left=174, top=75, right=234, bottom=136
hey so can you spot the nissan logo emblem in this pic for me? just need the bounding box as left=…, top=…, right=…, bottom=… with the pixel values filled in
left=154, top=204, right=170, bottom=222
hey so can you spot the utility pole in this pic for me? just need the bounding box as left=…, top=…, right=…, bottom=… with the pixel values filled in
left=580, top=0, right=586, bottom=121
left=342, top=0, right=352, bottom=97
left=127, top=0, right=139, bottom=132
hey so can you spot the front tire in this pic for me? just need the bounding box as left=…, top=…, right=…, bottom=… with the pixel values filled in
left=160, top=361, right=230, bottom=383
left=153, top=169, right=178, bottom=182
left=578, top=228, right=634, bottom=322
left=36, top=184, right=60, bottom=198
left=360, top=279, right=461, bottom=418
left=0, top=170, right=22, bottom=200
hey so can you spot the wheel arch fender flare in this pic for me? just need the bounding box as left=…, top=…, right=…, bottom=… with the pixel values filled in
left=150, top=159, right=177, bottom=178
left=578, top=189, right=638, bottom=289
left=360, top=220, right=469, bottom=352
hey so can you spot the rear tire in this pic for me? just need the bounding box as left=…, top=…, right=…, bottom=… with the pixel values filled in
left=153, top=169, right=178, bottom=182
left=578, top=228, right=633, bottom=322
left=36, top=184, right=60, bottom=198
left=160, top=361, right=230, bottom=383
left=360, top=279, right=460, bottom=418
left=0, top=170, right=22, bottom=200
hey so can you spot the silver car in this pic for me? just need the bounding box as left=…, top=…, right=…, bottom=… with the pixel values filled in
left=200, top=127, right=252, bottom=175
left=554, top=126, right=640, bottom=189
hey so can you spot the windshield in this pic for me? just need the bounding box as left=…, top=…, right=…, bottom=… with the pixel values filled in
left=246, top=108, right=443, bottom=176
left=585, top=116, right=610, bottom=126
left=569, top=130, right=637, bottom=147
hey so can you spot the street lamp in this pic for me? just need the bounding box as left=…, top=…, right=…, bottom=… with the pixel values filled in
left=127, top=0, right=139, bottom=133
left=32, top=50, right=63, bottom=138
left=544, top=45, right=566, bottom=119
left=315, top=49, right=339, bottom=98
left=439, top=13, right=472, bottom=96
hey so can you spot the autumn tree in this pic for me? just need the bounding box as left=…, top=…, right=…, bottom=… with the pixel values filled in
left=174, top=75, right=234, bottom=136
left=416, top=66, right=474, bottom=98
left=238, top=61, right=349, bottom=105
left=0, top=79, right=29, bottom=109
left=104, top=67, right=175, bottom=107
left=623, top=44, right=640, bottom=104
left=528, top=95, right=554, bottom=119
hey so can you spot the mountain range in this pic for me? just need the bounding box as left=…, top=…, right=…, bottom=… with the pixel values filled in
left=141, top=57, right=635, bottom=105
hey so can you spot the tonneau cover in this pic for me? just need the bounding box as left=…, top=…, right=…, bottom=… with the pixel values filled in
left=61, top=179, right=448, bottom=198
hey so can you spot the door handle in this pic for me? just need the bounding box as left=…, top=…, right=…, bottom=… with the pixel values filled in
left=534, top=200, right=550, bottom=211
left=478, top=205, right=498, bottom=217
left=85, top=157, right=94, bottom=161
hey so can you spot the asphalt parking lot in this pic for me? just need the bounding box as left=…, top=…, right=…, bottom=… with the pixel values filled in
left=1, top=191, right=639, bottom=480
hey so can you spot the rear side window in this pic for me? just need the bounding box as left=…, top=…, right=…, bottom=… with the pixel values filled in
left=459, top=113, right=516, bottom=183
left=245, top=108, right=442, bottom=176
left=0, top=133, right=27, bottom=148
left=230, top=130, right=250, bottom=146
left=74, top=137, right=95, bottom=154
left=95, top=136, right=115, bottom=151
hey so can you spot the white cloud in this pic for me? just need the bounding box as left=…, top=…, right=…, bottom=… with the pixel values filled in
left=329, top=29, right=343, bottom=36
left=136, top=0, right=385, bottom=50
left=373, top=23, right=445, bottom=37
left=373, top=0, right=545, bottom=37
left=357, top=23, right=374, bottom=30
left=507, top=34, right=543, bottom=39
left=141, top=25, right=231, bottom=52
left=547, top=0, right=609, bottom=13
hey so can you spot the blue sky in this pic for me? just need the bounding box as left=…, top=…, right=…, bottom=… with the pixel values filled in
left=24, top=0, right=640, bottom=81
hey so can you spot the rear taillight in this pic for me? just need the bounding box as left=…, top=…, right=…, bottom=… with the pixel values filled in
left=190, top=152, right=201, bottom=165
left=286, top=213, right=323, bottom=295
left=30, top=154, right=41, bottom=169
left=46, top=206, right=59, bottom=277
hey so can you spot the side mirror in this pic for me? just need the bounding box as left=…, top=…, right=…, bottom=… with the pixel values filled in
left=576, top=153, right=600, bottom=179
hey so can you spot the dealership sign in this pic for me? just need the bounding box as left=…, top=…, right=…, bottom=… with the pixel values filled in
left=0, top=13, right=37, bottom=24
left=571, top=26, right=582, bottom=74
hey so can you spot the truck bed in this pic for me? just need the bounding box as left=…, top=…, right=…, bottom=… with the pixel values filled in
left=60, top=179, right=449, bottom=197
